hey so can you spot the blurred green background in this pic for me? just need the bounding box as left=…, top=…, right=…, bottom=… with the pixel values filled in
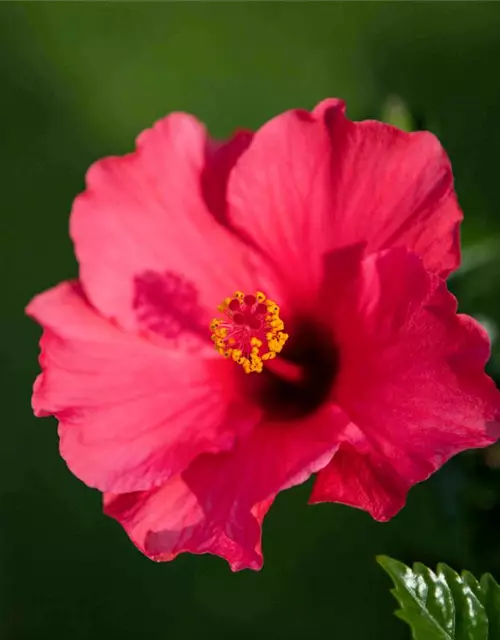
left=2, top=3, right=500, bottom=639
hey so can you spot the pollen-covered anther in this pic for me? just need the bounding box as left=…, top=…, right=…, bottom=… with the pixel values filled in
left=210, top=291, right=288, bottom=373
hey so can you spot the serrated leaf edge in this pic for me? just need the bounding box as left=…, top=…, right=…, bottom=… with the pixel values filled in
left=377, top=556, right=454, bottom=640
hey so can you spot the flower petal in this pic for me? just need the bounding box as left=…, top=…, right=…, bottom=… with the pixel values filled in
left=104, top=480, right=273, bottom=572
left=310, top=248, right=500, bottom=519
left=185, top=403, right=347, bottom=507
left=315, top=98, right=462, bottom=277
left=310, top=425, right=410, bottom=521
left=70, top=113, right=279, bottom=334
left=27, top=282, right=258, bottom=493
left=105, top=404, right=348, bottom=570
left=227, top=106, right=341, bottom=304
left=227, top=98, right=461, bottom=301
left=202, top=129, right=253, bottom=226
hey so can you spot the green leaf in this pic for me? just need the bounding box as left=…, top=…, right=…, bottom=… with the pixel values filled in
left=480, top=574, right=500, bottom=639
left=377, top=556, right=500, bottom=639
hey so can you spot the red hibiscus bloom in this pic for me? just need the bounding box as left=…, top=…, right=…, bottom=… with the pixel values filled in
left=27, top=99, right=500, bottom=571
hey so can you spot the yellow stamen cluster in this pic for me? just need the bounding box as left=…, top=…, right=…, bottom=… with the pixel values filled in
left=210, top=291, right=289, bottom=374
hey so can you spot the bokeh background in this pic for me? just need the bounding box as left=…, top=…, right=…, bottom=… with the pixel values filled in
left=2, top=3, right=500, bottom=638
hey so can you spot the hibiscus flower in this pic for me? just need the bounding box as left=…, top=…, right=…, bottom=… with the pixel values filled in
left=27, top=99, right=500, bottom=571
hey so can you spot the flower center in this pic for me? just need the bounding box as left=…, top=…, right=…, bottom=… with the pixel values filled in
left=210, top=291, right=289, bottom=373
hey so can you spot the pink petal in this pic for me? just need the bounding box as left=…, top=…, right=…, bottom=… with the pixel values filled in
left=310, top=425, right=410, bottom=521
left=227, top=99, right=461, bottom=301
left=106, top=404, right=349, bottom=570
left=202, top=130, right=253, bottom=226
left=315, top=98, right=462, bottom=277
left=104, top=480, right=273, bottom=572
left=227, top=106, right=340, bottom=304
left=27, top=282, right=259, bottom=493
left=70, top=113, right=280, bottom=335
left=310, top=248, right=500, bottom=519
